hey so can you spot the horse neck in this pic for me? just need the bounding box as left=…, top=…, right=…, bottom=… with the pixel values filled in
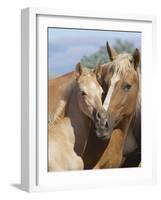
left=66, top=87, right=91, bottom=156
left=117, top=114, right=134, bottom=140
left=118, top=92, right=140, bottom=150
left=129, top=68, right=141, bottom=140
left=123, top=98, right=141, bottom=156
left=129, top=97, right=141, bottom=142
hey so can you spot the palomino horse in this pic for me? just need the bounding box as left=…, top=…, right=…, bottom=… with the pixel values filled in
left=94, top=43, right=141, bottom=168
left=83, top=43, right=141, bottom=169
left=48, top=63, right=105, bottom=171
left=48, top=117, right=83, bottom=171
left=48, top=71, right=77, bottom=124
left=65, top=64, right=104, bottom=156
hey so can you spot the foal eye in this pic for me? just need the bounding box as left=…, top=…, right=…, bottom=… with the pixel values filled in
left=123, top=83, right=132, bottom=92
left=129, top=58, right=133, bottom=64
left=80, top=91, right=87, bottom=96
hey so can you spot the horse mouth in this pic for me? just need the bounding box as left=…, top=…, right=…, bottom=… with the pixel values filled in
left=95, top=129, right=112, bottom=140
left=97, top=134, right=111, bottom=141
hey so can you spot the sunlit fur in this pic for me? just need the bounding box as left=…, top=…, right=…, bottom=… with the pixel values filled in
left=48, top=118, right=84, bottom=171
left=48, top=64, right=105, bottom=171
left=93, top=46, right=141, bottom=169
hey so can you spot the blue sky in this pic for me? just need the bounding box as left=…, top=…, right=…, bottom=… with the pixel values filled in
left=48, top=28, right=141, bottom=76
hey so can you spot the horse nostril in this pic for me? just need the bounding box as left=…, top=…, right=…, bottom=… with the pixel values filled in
left=96, top=112, right=101, bottom=120
left=105, top=122, right=109, bottom=129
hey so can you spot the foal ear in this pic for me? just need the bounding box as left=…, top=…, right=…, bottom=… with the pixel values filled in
left=75, top=62, right=83, bottom=79
left=133, top=48, right=140, bottom=70
left=93, top=62, right=103, bottom=82
left=106, top=41, right=118, bottom=61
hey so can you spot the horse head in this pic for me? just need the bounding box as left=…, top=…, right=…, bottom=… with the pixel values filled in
left=75, top=62, right=107, bottom=124
left=95, top=42, right=141, bottom=139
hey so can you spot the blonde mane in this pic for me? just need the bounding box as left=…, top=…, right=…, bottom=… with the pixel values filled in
left=103, top=53, right=133, bottom=75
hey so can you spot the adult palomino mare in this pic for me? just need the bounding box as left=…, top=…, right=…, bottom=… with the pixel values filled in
left=94, top=43, right=141, bottom=168
left=83, top=42, right=141, bottom=169
left=48, top=63, right=106, bottom=171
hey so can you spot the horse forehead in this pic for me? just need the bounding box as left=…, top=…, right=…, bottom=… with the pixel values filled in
left=110, top=69, right=137, bottom=86
left=110, top=58, right=135, bottom=82
left=119, top=69, right=137, bottom=83
left=111, top=72, right=120, bottom=85
left=117, top=53, right=132, bottom=62
left=111, top=54, right=132, bottom=73
left=79, top=80, right=102, bottom=93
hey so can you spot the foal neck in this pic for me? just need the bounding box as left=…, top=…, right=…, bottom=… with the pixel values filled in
left=66, top=86, right=91, bottom=156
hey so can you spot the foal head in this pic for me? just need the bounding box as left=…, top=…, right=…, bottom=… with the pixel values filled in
left=95, top=42, right=140, bottom=139
left=75, top=63, right=105, bottom=122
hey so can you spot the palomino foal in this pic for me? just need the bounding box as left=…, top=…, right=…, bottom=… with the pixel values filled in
left=48, top=117, right=83, bottom=171
left=94, top=43, right=141, bottom=168
left=65, top=63, right=104, bottom=156
left=48, top=63, right=104, bottom=171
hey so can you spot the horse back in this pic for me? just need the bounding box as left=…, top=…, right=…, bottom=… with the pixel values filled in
left=48, top=71, right=76, bottom=116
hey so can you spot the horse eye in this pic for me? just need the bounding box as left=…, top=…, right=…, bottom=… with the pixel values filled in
left=80, top=91, right=87, bottom=96
left=123, top=83, right=132, bottom=92
left=129, top=58, right=133, bottom=64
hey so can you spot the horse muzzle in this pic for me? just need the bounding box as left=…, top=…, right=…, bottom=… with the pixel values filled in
left=95, top=127, right=112, bottom=140
left=95, top=117, right=112, bottom=140
left=94, top=111, right=121, bottom=140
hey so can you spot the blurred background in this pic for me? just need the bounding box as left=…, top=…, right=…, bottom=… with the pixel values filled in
left=48, top=28, right=141, bottom=79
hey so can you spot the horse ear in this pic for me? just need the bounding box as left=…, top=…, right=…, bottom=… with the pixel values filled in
left=106, top=42, right=118, bottom=61
left=75, top=62, right=83, bottom=79
left=133, top=48, right=140, bottom=70
left=93, top=62, right=103, bottom=82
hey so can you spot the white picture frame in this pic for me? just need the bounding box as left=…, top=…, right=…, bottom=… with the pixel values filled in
left=21, top=7, right=157, bottom=192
